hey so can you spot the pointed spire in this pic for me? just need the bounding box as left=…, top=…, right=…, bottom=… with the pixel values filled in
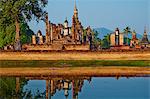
left=64, top=17, right=68, bottom=23
left=73, top=0, right=78, bottom=18
left=144, top=26, right=147, bottom=33
left=141, top=26, right=149, bottom=44
left=133, top=30, right=136, bottom=33
left=75, top=0, right=77, bottom=9
left=74, top=0, right=78, bottom=12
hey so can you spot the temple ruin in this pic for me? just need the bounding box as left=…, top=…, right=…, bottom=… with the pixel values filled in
left=23, top=3, right=92, bottom=51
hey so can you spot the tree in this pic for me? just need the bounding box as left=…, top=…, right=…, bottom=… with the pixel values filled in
left=0, top=0, right=48, bottom=50
left=124, top=27, right=131, bottom=45
left=83, top=29, right=87, bottom=44
left=20, top=22, right=34, bottom=44
left=101, top=34, right=110, bottom=49
left=0, top=22, right=34, bottom=48
left=0, top=22, right=17, bottom=48
left=0, top=77, right=28, bottom=99
left=92, top=30, right=101, bottom=50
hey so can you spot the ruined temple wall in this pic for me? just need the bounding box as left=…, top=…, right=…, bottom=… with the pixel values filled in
left=24, top=44, right=62, bottom=51
left=110, top=46, right=130, bottom=50
left=64, top=44, right=90, bottom=51
left=24, top=44, right=90, bottom=51
left=24, top=45, right=53, bottom=51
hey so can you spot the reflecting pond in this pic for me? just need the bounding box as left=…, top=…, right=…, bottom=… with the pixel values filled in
left=0, top=76, right=150, bottom=99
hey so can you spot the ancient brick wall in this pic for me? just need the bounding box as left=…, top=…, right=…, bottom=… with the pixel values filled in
left=64, top=44, right=90, bottom=51
left=23, top=44, right=90, bottom=51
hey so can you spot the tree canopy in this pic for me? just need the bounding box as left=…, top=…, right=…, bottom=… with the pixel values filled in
left=0, top=0, right=48, bottom=48
left=0, top=0, right=48, bottom=24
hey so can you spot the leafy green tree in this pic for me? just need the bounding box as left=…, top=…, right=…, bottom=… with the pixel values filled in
left=101, top=34, right=110, bottom=49
left=0, top=0, right=48, bottom=50
left=0, top=22, right=34, bottom=48
left=0, top=24, right=16, bottom=48
left=0, top=77, right=47, bottom=98
left=83, top=29, right=87, bottom=43
left=124, top=27, right=131, bottom=45
left=20, top=22, right=34, bottom=44
left=92, top=30, right=101, bottom=49
left=0, top=77, right=28, bottom=99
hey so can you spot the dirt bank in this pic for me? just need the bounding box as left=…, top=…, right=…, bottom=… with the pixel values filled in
left=0, top=67, right=150, bottom=77
left=0, top=52, right=150, bottom=60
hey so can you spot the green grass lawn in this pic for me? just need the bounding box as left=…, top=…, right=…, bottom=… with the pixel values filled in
left=0, top=60, right=150, bottom=68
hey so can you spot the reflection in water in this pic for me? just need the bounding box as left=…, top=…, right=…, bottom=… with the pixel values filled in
left=32, top=77, right=91, bottom=99
left=0, top=76, right=149, bottom=99
left=46, top=77, right=90, bottom=99
left=0, top=77, right=28, bottom=99
left=0, top=76, right=91, bottom=99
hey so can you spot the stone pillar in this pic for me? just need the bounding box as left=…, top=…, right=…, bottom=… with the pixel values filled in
left=46, top=80, right=51, bottom=99
left=50, top=80, right=54, bottom=95
left=45, top=13, right=50, bottom=44
left=50, top=24, right=53, bottom=44
left=39, top=36, right=43, bottom=44
left=32, top=35, right=36, bottom=44
left=110, top=34, right=115, bottom=46
left=119, top=33, right=124, bottom=46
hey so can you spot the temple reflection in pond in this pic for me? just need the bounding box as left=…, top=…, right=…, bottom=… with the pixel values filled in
left=30, top=77, right=92, bottom=99
left=11, top=76, right=91, bottom=99
left=1, top=76, right=149, bottom=99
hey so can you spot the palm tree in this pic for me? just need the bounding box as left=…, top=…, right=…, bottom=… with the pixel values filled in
left=124, top=27, right=131, bottom=45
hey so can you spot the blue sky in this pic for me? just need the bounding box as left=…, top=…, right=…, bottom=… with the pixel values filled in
left=29, top=0, right=150, bottom=35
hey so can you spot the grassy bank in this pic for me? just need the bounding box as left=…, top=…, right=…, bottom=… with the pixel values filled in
left=0, top=60, right=150, bottom=68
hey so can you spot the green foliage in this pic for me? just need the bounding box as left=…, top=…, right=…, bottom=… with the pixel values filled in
left=0, top=22, right=34, bottom=48
left=101, top=34, right=110, bottom=48
left=0, top=77, right=47, bottom=98
left=0, top=0, right=48, bottom=23
left=123, top=27, right=131, bottom=45
left=0, top=24, right=16, bottom=48
left=0, top=0, right=48, bottom=48
left=0, top=60, right=149, bottom=67
left=124, top=37, right=131, bottom=45
left=0, top=78, right=16, bottom=98
left=92, top=30, right=101, bottom=49
left=83, top=29, right=87, bottom=36
left=20, top=23, right=34, bottom=44
left=0, top=77, right=28, bottom=98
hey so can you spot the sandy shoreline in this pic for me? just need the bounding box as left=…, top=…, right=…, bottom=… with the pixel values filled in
left=1, top=67, right=150, bottom=77
left=0, top=52, right=150, bottom=60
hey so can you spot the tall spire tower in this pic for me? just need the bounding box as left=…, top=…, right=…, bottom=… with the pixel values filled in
left=144, top=26, right=147, bottom=35
left=74, top=0, right=78, bottom=19
left=141, top=27, right=149, bottom=47
left=72, top=0, right=83, bottom=44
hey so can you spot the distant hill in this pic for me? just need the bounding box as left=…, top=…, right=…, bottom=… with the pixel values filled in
left=93, top=27, right=113, bottom=39
left=93, top=27, right=150, bottom=40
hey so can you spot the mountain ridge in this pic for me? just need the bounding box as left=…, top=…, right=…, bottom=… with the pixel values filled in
left=93, top=27, right=150, bottom=40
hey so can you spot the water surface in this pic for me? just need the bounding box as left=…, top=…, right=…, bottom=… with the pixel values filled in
left=0, top=76, right=149, bottom=99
